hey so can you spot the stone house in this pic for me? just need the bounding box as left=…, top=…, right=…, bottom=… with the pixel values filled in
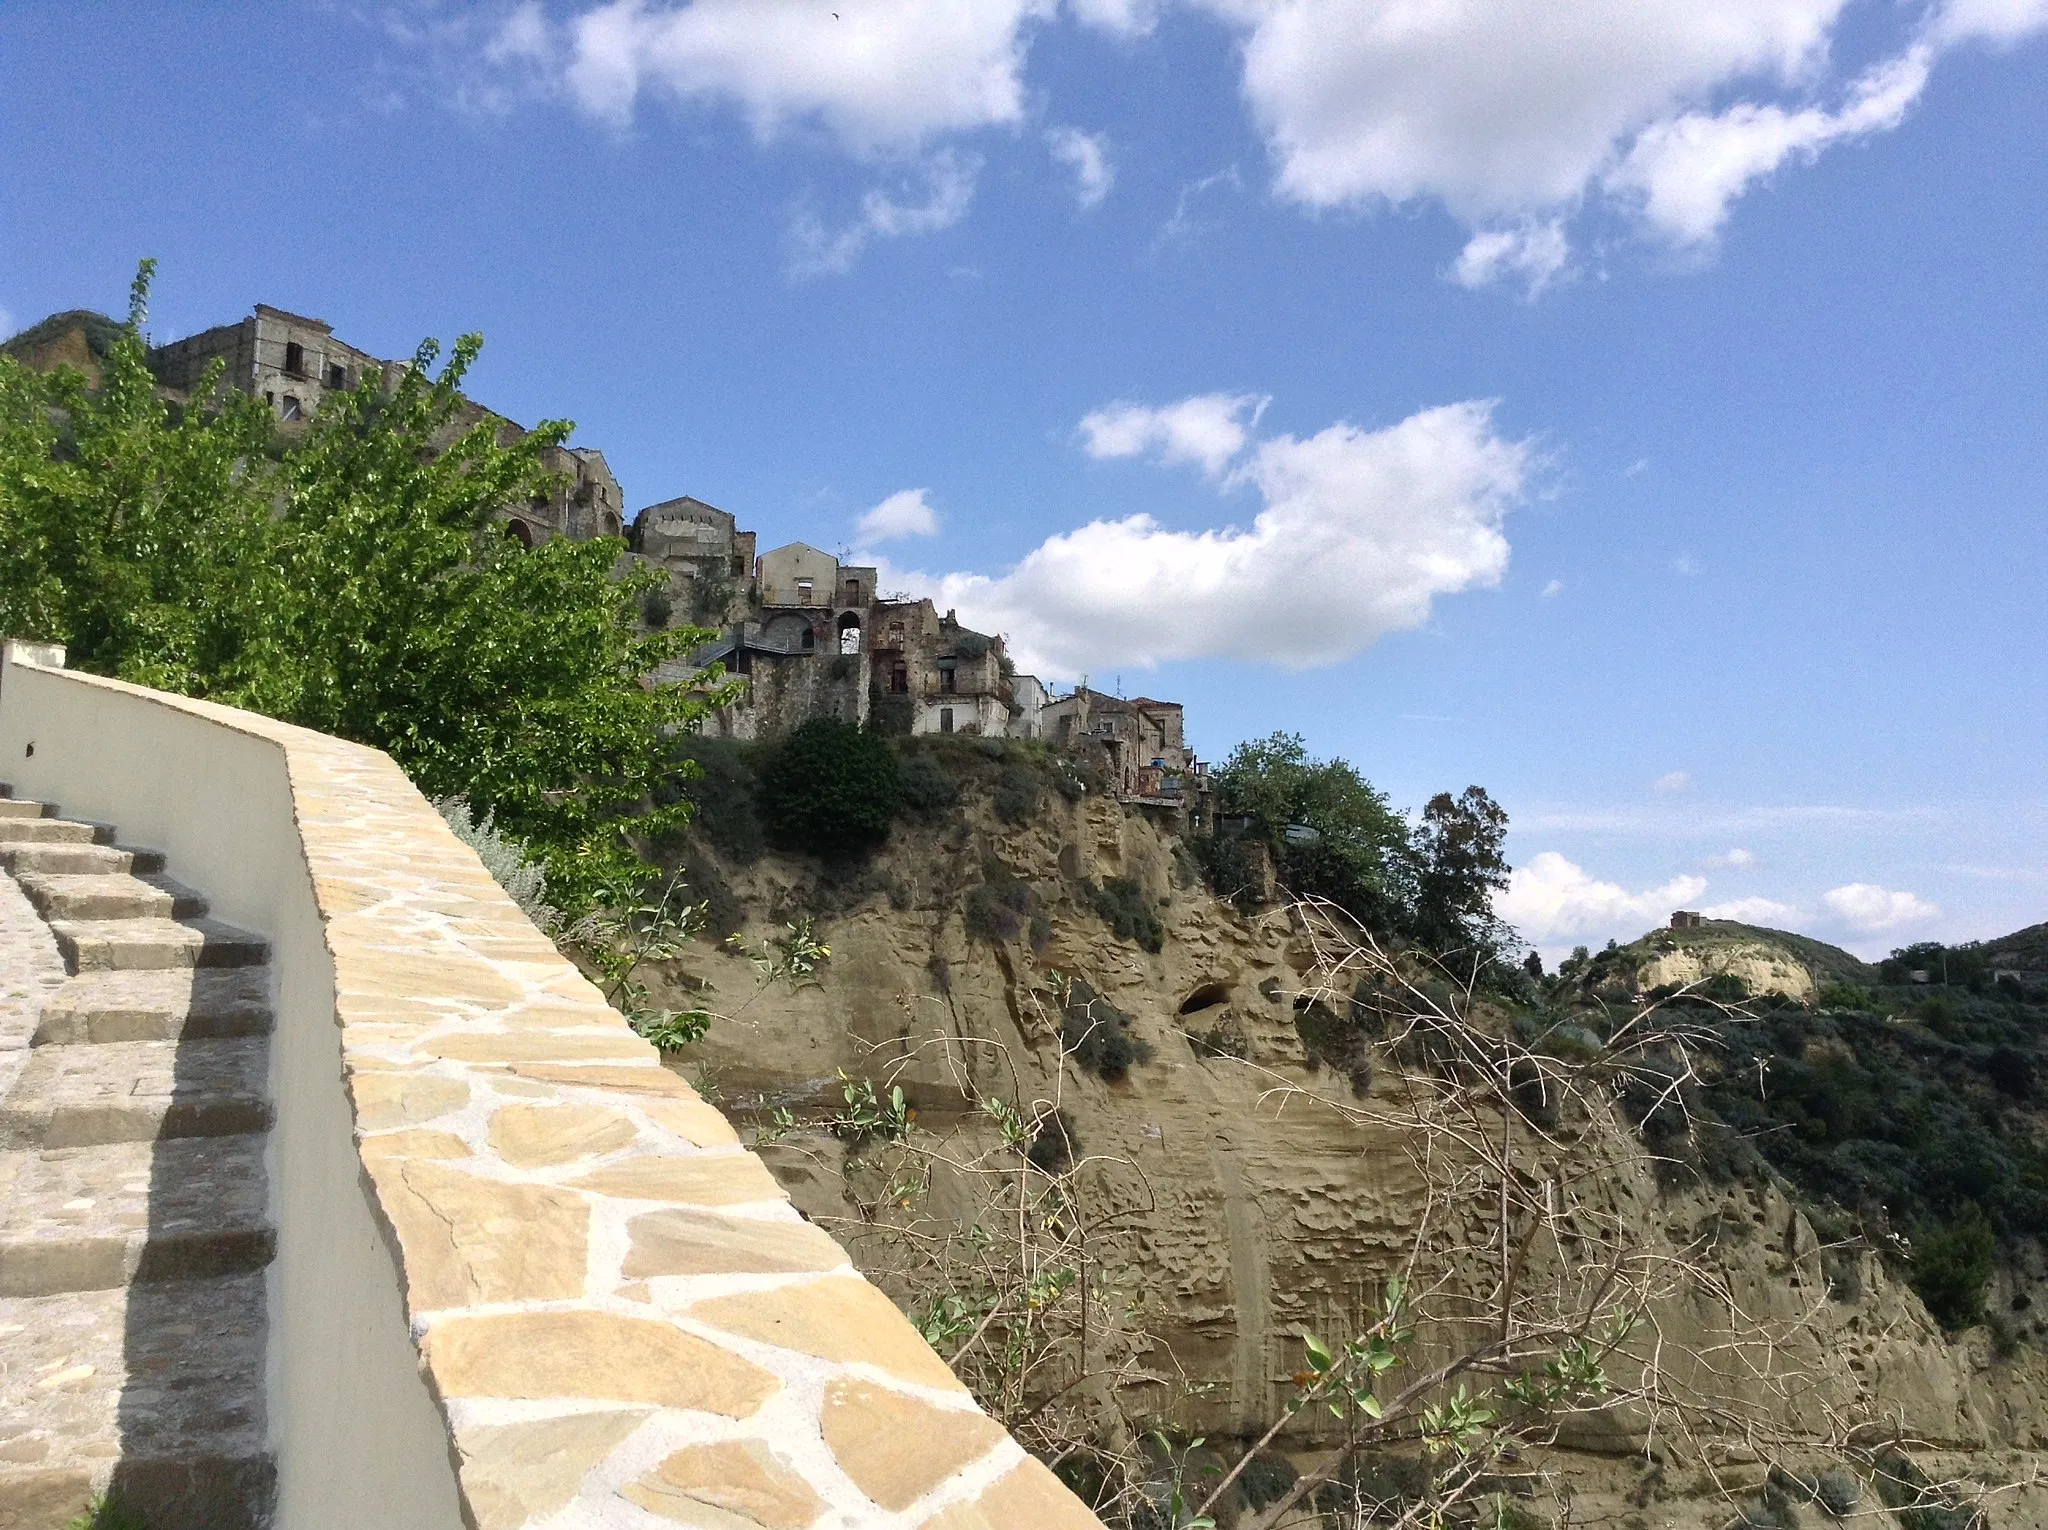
left=629, top=496, right=757, bottom=627
left=867, top=600, right=1016, bottom=738
left=142, top=304, right=623, bottom=547
left=1039, top=686, right=1207, bottom=816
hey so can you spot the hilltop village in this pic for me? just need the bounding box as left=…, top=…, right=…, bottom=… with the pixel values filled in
left=4, top=300, right=1211, bottom=820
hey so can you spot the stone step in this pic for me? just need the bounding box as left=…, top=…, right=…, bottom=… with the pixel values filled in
left=0, top=1038, right=271, bottom=1150
left=49, top=917, right=267, bottom=974
left=0, top=797, right=50, bottom=820
left=15, top=871, right=207, bottom=923
left=33, top=969, right=273, bottom=1046
left=0, top=1273, right=274, bottom=1530
left=0, top=841, right=166, bottom=877
left=0, top=817, right=109, bottom=846
left=0, top=1135, right=272, bottom=1297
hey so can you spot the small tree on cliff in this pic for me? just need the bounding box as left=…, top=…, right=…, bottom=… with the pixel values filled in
left=757, top=716, right=900, bottom=858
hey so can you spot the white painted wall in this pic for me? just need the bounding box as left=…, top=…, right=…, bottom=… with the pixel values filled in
left=0, top=652, right=463, bottom=1530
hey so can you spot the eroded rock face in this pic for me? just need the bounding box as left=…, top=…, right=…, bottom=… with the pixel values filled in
left=654, top=794, right=2048, bottom=1521
left=1637, top=942, right=1818, bottom=1003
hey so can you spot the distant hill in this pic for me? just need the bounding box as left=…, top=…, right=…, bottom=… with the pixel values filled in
left=1984, top=920, right=2048, bottom=974
left=1, top=309, right=123, bottom=386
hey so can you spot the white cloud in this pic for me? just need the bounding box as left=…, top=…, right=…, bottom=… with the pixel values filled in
left=1047, top=126, right=1115, bottom=207
left=857, top=488, right=940, bottom=542
left=1540, top=579, right=1563, bottom=598
left=1652, top=771, right=1692, bottom=795
left=1672, top=552, right=1700, bottom=576
left=1929, top=0, right=2048, bottom=47
left=1068, top=0, right=1161, bottom=38
left=1496, top=851, right=1706, bottom=946
left=788, top=150, right=981, bottom=275
left=1604, top=46, right=1932, bottom=244
left=1195, top=0, right=2013, bottom=286
left=1078, top=391, right=1266, bottom=478
left=1707, top=847, right=1756, bottom=869
left=1703, top=895, right=1798, bottom=924
left=1822, top=882, right=1941, bottom=933
left=556, top=0, right=1051, bottom=151
left=879, top=396, right=1529, bottom=676
left=1451, top=220, right=1570, bottom=295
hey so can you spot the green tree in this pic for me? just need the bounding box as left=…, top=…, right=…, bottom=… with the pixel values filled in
left=1410, top=785, right=1512, bottom=958
left=0, top=262, right=734, bottom=911
left=757, top=716, right=900, bottom=858
left=1211, top=731, right=1414, bottom=930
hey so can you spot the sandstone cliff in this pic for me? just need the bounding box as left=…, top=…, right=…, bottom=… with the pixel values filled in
left=641, top=784, right=2048, bottom=1527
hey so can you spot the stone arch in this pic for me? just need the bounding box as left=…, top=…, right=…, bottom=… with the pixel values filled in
left=505, top=519, right=535, bottom=549
left=836, top=611, right=862, bottom=655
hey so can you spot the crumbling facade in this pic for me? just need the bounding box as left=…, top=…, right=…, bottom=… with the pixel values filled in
left=143, top=304, right=624, bottom=547
left=1040, top=687, right=1207, bottom=814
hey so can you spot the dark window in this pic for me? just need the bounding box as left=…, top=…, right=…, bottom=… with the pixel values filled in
left=890, top=665, right=908, bottom=694
left=283, top=341, right=306, bottom=377
left=844, top=578, right=861, bottom=604
left=796, top=577, right=813, bottom=603
left=325, top=362, right=347, bottom=389
left=939, top=660, right=957, bottom=694
left=801, top=625, right=815, bottom=652
left=280, top=395, right=302, bottom=421
left=731, top=554, right=745, bottom=577
left=940, top=708, right=954, bottom=734
left=735, top=647, right=752, bottom=675
left=506, top=520, right=535, bottom=549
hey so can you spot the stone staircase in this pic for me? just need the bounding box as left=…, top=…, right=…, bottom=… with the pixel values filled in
left=0, top=786, right=276, bottom=1530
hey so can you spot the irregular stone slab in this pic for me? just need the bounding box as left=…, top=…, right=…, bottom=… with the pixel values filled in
left=619, top=1439, right=825, bottom=1528
left=819, top=1378, right=1007, bottom=1511
left=0, top=1038, right=270, bottom=1150
left=456, top=1409, right=649, bottom=1530
left=427, top=1031, right=654, bottom=1065
left=0, top=1274, right=273, bottom=1530
left=622, top=1207, right=845, bottom=1279
left=638, top=1096, right=743, bottom=1149
left=348, top=1069, right=469, bottom=1130
left=919, top=1457, right=1104, bottom=1530
left=367, top=1157, right=587, bottom=1310
left=488, top=1104, right=638, bottom=1168
left=357, top=1129, right=471, bottom=1162
left=687, top=1277, right=967, bottom=1394
left=424, top=1309, right=778, bottom=1416
left=507, top=1062, right=696, bottom=1097
left=566, top=1152, right=783, bottom=1206
left=0, top=1134, right=272, bottom=1296
left=33, top=968, right=272, bottom=1045
left=0, top=818, right=101, bottom=845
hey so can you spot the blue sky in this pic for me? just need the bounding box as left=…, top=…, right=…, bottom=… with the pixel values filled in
left=4, top=1, right=2045, bottom=959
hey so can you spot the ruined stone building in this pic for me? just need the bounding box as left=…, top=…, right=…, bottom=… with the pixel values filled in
left=9, top=302, right=626, bottom=547
left=1040, top=686, right=1207, bottom=815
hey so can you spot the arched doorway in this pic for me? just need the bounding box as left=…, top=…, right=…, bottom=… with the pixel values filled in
left=836, top=612, right=862, bottom=654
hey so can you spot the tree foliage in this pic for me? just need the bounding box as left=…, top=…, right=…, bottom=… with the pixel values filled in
left=1205, top=731, right=1514, bottom=960
left=0, top=263, right=733, bottom=911
left=757, top=716, right=900, bottom=858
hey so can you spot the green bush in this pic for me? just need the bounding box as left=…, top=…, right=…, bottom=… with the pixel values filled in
left=1911, top=1204, right=1996, bottom=1330
left=1816, top=981, right=1872, bottom=1011
left=641, top=588, right=673, bottom=628
left=896, top=749, right=961, bottom=819
left=964, top=858, right=1034, bottom=944
left=757, top=717, right=898, bottom=858
left=991, top=760, right=1042, bottom=824
left=1086, top=877, right=1164, bottom=952
left=667, top=736, right=764, bottom=864
left=1059, top=977, right=1151, bottom=1082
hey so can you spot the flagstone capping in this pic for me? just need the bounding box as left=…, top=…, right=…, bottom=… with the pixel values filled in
left=0, top=649, right=1108, bottom=1529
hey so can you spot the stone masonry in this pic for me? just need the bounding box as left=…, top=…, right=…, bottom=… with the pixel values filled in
left=0, top=669, right=1109, bottom=1529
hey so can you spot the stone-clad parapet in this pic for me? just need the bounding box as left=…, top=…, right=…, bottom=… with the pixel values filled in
left=0, top=653, right=1104, bottom=1528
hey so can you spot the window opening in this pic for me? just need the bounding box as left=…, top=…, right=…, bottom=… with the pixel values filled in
left=283, top=341, right=306, bottom=377
left=890, top=665, right=908, bottom=694
left=938, top=659, right=958, bottom=694
left=940, top=708, right=954, bottom=734
left=280, top=395, right=302, bottom=421
left=801, top=625, right=815, bottom=652
left=325, top=362, right=346, bottom=389
left=796, top=577, right=814, bottom=603
left=837, top=613, right=862, bottom=654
